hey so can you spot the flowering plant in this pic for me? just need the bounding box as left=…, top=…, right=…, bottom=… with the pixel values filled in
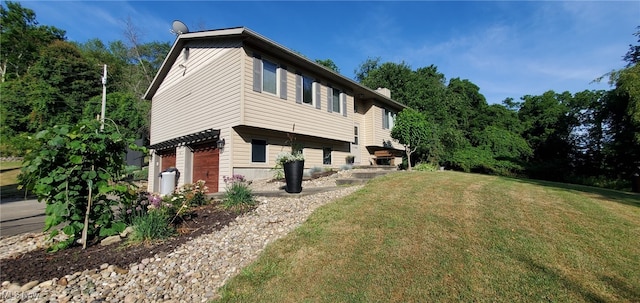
left=276, top=151, right=305, bottom=165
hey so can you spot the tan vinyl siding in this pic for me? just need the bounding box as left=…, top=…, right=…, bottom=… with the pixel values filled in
left=150, top=40, right=242, bottom=145
left=241, top=48, right=353, bottom=143
left=367, top=102, right=403, bottom=150
left=232, top=126, right=350, bottom=169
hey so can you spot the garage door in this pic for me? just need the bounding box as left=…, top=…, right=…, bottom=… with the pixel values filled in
left=192, top=146, right=219, bottom=193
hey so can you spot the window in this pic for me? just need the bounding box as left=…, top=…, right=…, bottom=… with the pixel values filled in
left=302, top=75, right=313, bottom=105
left=262, top=60, right=277, bottom=94
left=251, top=139, right=267, bottom=163
left=332, top=89, right=341, bottom=114
left=383, top=108, right=397, bottom=129
left=353, top=126, right=359, bottom=145
left=323, top=147, right=332, bottom=165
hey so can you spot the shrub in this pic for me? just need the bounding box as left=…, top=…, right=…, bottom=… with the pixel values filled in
left=222, top=175, right=256, bottom=212
left=118, top=190, right=151, bottom=225
left=177, top=180, right=209, bottom=206
left=340, top=164, right=353, bottom=171
left=414, top=162, right=439, bottom=172
left=18, top=120, right=142, bottom=251
left=309, top=166, right=323, bottom=175
left=130, top=209, right=174, bottom=242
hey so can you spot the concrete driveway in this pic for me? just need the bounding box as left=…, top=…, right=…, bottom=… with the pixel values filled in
left=0, top=198, right=46, bottom=237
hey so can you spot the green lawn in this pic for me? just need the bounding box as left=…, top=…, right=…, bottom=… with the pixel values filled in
left=215, top=171, right=640, bottom=303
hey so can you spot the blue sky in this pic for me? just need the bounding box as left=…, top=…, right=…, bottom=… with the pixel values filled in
left=16, top=0, right=639, bottom=104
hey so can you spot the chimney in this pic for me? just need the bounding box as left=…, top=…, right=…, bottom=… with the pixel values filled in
left=376, top=87, right=391, bottom=98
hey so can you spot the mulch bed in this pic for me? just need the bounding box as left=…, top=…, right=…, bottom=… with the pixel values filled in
left=0, top=203, right=241, bottom=285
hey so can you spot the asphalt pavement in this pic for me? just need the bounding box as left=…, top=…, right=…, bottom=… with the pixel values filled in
left=0, top=197, right=46, bottom=237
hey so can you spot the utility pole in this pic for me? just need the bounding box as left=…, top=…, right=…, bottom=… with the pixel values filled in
left=100, top=64, right=107, bottom=130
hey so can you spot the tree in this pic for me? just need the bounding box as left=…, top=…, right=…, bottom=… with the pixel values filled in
left=390, top=108, right=434, bottom=171
left=315, top=58, right=340, bottom=73
left=83, top=92, right=150, bottom=140
left=19, top=120, right=139, bottom=251
left=26, top=40, right=100, bottom=130
left=354, top=57, right=381, bottom=83
left=623, top=26, right=640, bottom=67
left=0, top=1, right=65, bottom=82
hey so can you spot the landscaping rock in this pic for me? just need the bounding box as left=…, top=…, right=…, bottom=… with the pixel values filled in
left=0, top=175, right=362, bottom=301
left=100, top=235, right=121, bottom=246
left=120, top=226, right=134, bottom=238
left=19, top=280, right=39, bottom=291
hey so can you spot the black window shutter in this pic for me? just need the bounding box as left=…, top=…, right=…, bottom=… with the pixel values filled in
left=327, top=86, right=333, bottom=113
left=280, top=65, right=287, bottom=100
left=252, top=55, right=262, bottom=92
left=295, top=73, right=302, bottom=104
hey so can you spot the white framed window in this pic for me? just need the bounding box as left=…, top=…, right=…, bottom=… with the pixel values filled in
left=296, top=74, right=321, bottom=109
left=253, top=55, right=287, bottom=99
left=332, top=89, right=341, bottom=114
left=383, top=108, right=397, bottom=129
left=353, top=126, right=359, bottom=145
left=302, top=75, right=313, bottom=105
left=262, top=59, right=277, bottom=94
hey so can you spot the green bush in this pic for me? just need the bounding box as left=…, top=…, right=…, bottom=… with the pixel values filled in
left=222, top=175, right=256, bottom=212
left=18, top=120, right=143, bottom=251
left=178, top=180, right=210, bottom=206
left=414, top=162, right=439, bottom=172
left=130, top=210, right=175, bottom=242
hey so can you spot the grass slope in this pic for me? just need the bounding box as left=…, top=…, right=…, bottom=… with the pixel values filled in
left=215, top=171, right=640, bottom=303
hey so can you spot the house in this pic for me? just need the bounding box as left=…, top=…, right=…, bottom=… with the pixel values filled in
left=144, top=27, right=405, bottom=193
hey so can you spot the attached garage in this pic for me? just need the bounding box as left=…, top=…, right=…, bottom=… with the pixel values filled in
left=191, top=144, right=220, bottom=193
left=149, top=128, right=222, bottom=193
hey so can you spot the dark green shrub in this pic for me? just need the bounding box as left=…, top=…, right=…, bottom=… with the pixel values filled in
left=18, top=120, right=143, bottom=251
left=130, top=210, right=175, bottom=242
left=222, top=175, right=256, bottom=212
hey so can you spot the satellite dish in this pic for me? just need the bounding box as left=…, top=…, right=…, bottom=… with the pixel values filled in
left=171, top=20, right=189, bottom=35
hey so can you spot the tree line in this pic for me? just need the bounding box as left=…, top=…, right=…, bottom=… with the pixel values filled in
left=1, top=2, right=638, bottom=190
left=0, top=1, right=167, bottom=155
left=374, top=31, right=639, bottom=190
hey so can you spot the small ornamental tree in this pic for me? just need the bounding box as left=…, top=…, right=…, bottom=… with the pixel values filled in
left=19, top=119, right=141, bottom=251
left=390, top=108, right=433, bottom=171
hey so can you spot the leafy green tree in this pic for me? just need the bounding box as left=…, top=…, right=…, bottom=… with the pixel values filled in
left=315, top=58, right=340, bottom=73
left=391, top=109, right=436, bottom=170
left=19, top=120, right=139, bottom=251
left=26, top=40, right=100, bottom=130
left=0, top=1, right=65, bottom=82
left=83, top=92, right=150, bottom=140
left=623, top=26, right=640, bottom=67
left=354, top=57, right=381, bottom=83
left=600, top=64, right=640, bottom=181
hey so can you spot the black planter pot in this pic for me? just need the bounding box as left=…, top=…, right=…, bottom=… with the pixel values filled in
left=283, top=160, right=304, bottom=193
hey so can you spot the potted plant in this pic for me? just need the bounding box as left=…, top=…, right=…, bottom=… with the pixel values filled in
left=277, top=125, right=305, bottom=193
left=277, top=152, right=305, bottom=193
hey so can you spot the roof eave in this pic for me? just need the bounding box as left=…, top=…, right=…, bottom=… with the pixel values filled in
left=143, top=27, right=406, bottom=110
